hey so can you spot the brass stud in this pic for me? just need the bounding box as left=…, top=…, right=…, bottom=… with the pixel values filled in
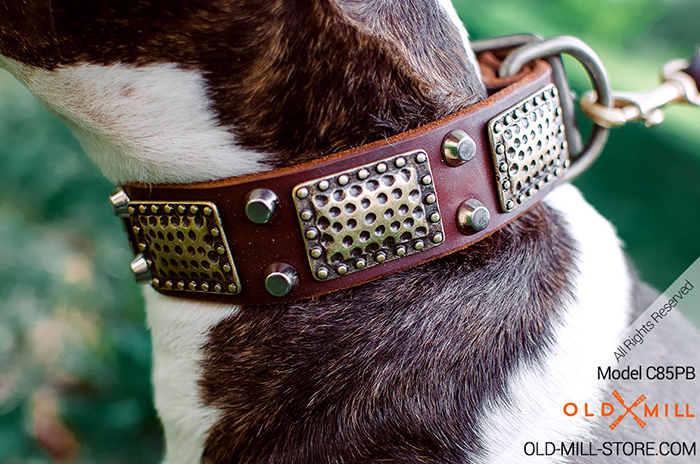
left=217, top=246, right=226, bottom=255
left=164, top=205, right=173, bottom=214
left=203, top=207, right=213, bottom=216
left=338, top=175, right=349, bottom=186
left=223, top=264, right=232, bottom=273
left=201, top=282, right=210, bottom=292
left=177, top=281, right=185, bottom=290
left=132, top=225, right=141, bottom=234
left=377, top=163, right=388, bottom=174
left=358, top=169, right=370, bottom=180
left=395, top=157, right=406, bottom=168
left=502, top=179, right=511, bottom=190
left=429, top=212, right=441, bottom=223
left=376, top=252, right=387, bottom=263
left=499, top=162, right=508, bottom=172
left=318, top=180, right=330, bottom=191
left=214, top=284, right=222, bottom=293
left=310, top=247, right=322, bottom=258
left=337, top=265, right=348, bottom=275
left=152, top=278, right=160, bottom=286
left=165, top=280, right=173, bottom=289
left=188, top=281, right=197, bottom=291
left=432, top=233, right=444, bottom=244
left=300, top=210, right=313, bottom=221
left=421, top=175, right=432, bottom=185
left=296, top=187, right=309, bottom=199
left=317, top=268, right=329, bottom=279
left=138, top=242, right=147, bottom=251
left=355, top=259, right=366, bottom=269
left=396, top=246, right=406, bottom=256
left=414, top=240, right=425, bottom=251
left=128, top=206, right=135, bottom=215
left=178, top=205, right=186, bottom=214
left=424, top=194, right=436, bottom=205
left=416, top=152, right=427, bottom=163
left=228, top=283, right=237, bottom=293
left=151, top=205, right=159, bottom=214
left=211, top=227, right=220, bottom=237
left=190, top=205, right=198, bottom=214
left=139, top=205, right=147, bottom=214
left=305, top=229, right=318, bottom=240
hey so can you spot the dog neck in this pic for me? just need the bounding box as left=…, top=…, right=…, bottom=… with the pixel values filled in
left=0, top=2, right=633, bottom=463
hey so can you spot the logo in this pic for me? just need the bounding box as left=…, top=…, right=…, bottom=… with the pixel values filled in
left=609, top=390, right=646, bottom=430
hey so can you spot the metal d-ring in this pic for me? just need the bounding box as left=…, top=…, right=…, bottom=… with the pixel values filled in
left=498, top=36, right=613, bottom=181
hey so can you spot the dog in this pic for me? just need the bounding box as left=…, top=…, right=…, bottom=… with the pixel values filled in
left=1, top=1, right=698, bottom=462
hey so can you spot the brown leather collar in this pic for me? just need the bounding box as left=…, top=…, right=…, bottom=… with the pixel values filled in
left=110, top=56, right=576, bottom=305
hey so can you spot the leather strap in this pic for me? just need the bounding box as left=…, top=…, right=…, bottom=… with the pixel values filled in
left=117, top=58, right=573, bottom=305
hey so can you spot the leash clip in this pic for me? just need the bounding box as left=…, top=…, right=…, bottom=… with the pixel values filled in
left=581, top=59, right=700, bottom=129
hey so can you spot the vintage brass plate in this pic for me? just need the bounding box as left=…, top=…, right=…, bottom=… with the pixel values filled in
left=126, top=201, right=241, bottom=294
left=293, top=150, right=445, bottom=281
left=488, top=84, right=570, bottom=213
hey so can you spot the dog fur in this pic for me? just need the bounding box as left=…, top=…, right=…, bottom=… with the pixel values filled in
left=1, top=1, right=698, bottom=463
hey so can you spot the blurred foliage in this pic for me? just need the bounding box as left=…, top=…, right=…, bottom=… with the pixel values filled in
left=0, top=0, right=699, bottom=462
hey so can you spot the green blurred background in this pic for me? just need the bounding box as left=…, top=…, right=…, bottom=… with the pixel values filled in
left=0, top=0, right=698, bottom=462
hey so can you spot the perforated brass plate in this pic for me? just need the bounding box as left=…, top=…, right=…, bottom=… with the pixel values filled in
left=489, top=84, right=570, bottom=213
left=126, top=201, right=241, bottom=294
left=293, top=150, right=445, bottom=281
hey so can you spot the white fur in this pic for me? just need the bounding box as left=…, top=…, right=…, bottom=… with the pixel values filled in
left=145, top=290, right=240, bottom=464
left=0, top=57, right=269, bottom=184
left=436, top=0, right=481, bottom=75
left=472, top=184, right=632, bottom=463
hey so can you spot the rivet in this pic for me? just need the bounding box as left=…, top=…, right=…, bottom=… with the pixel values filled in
left=442, top=130, right=476, bottom=166
left=318, top=180, right=330, bottom=191
left=499, top=162, right=508, bottom=172
left=211, top=227, right=220, bottom=237
left=165, top=280, right=173, bottom=289
left=358, top=169, right=370, bottom=180
left=203, top=207, right=213, bottom=216
left=355, top=259, right=366, bottom=269
left=151, top=205, right=159, bottom=214
left=555, top=168, right=562, bottom=176
left=505, top=199, right=516, bottom=212
left=164, top=205, right=173, bottom=214
left=456, top=199, right=490, bottom=234
left=502, top=179, right=511, bottom=190
left=264, top=263, right=298, bottom=296
left=517, top=194, right=526, bottom=204
left=177, top=281, right=185, bottom=290
left=139, top=205, right=147, bottom=214
left=494, top=122, right=503, bottom=133
left=138, top=242, right=147, bottom=251
left=505, top=114, right=512, bottom=125
left=526, top=188, right=534, bottom=197
left=310, top=247, right=322, bottom=258
left=132, top=225, right=141, bottom=234
left=109, top=187, right=132, bottom=217
left=525, top=102, right=533, bottom=112
left=152, top=278, right=160, bottom=286
left=414, top=240, right=425, bottom=251
left=128, top=206, right=135, bottom=215
left=228, top=283, right=237, bottom=293
left=189, top=205, right=198, bottom=214
left=214, top=283, right=222, bottom=293
left=317, top=268, right=329, bottom=279
left=300, top=209, right=313, bottom=221
left=338, top=175, right=349, bottom=186
left=296, top=187, right=309, bottom=199
left=376, top=252, right=387, bottom=263
left=424, top=194, right=436, bottom=205
left=201, top=282, right=210, bottom=292
left=421, top=175, right=432, bottom=185
left=416, top=152, right=427, bottom=163
left=337, top=265, right=348, bottom=275
left=496, top=144, right=505, bottom=155
left=396, top=246, right=406, bottom=256
left=245, top=188, right=279, bottom=224
left=563, top=159, right=571, bottom=168
left=537, top=180, right=544, bottom=190
left=432, top=233, right=444, bottom=244
left=545, top=174, right=552, bottom=183
left=395, top=157, right=407, bottom=168
left=377, top=163, right=388, bottom=173
left=217, top=246, right=226, bottom=255
left=223, top=263, right=232, bottom=273
left=305, top=229, right=318, bottom=240
left=178, top=205, right=186, bottom=214
left=188, top=281, right=197, bottom=291
left=429, top=212, right=441, bottom=223
left=551, top=88, right=558, bottom=97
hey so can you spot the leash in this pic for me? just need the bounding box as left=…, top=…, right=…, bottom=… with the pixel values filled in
left=109, top=35, right=700, bottom=305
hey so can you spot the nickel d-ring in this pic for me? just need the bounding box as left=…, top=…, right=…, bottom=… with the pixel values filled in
left=497, top=36, right=613, bottom=181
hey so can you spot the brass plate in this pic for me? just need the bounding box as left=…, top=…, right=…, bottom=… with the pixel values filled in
left=293, top=150, right=445, bottom=281
left=488, top=84, right=570, bottom=212
left=126, top=201, right=241, bottom=294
